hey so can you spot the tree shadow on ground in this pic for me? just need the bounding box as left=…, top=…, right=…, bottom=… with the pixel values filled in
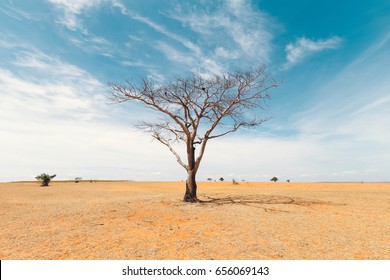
left=198, top=194, right=344, bottom=213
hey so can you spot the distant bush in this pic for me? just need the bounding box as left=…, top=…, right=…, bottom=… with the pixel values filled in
left=35, top=173, right=56, bottom=186
left=232, top=178, right=239, bottom=185
left=75, top=177, right=82, bottom=183
left=271, top=176, right=278, bottom=183
left=219, top=177, right=224, bottom=182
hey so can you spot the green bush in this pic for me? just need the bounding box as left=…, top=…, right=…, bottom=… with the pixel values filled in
left=35, top=173, right=56, bottom=186
left=271, top=176, right=278, bottom=182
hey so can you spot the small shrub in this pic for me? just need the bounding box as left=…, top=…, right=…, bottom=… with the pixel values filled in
left=35, top=173, right=56, bottom=187
left=75, top=177, right=82, bottom=183
left=232, top=178, right=239, bottom=185
left=219, top=177, right=224, bottom=182
left=270, top=176, right=278, bottom=183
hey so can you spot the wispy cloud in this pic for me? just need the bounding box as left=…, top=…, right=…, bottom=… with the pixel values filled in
left=0, top=34, right=179, bottom=182
left=47, top=0, right=276, bottom=77
left=116, top=0, right=275, bottom=76
left=214, top=47, right=240, bottom=59
left=0, top=2, right=40, bottom=21
left=0, top=38, right=107, bottom=123
left=110, top=1, right=224, bottom=76
left=111, top=1, right=202, bottom=56
left=284, top=36, right=343, bottom=69
left=280, top=33, right=390, bottom=181
left=155, top=41, right=196, bottom=67
left=47, top=0, right=103, bottom=31
left=67, top=33, right=115, bottom=57
left=167, top=0, right=275, bottom=64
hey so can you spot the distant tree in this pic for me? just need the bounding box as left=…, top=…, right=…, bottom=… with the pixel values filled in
left=219, top=177, right=224, bottom=182
left=35, top=173, right=56, bottom=187
left=232, top=178, right=239, bottom=185
left=75, top=177, right=82, bottom=183
left=271, top=176, right=278, bottom=183
left=109, top=67, right=277, bottom=202
left=286, top=179, right=290, bottom=183
left=207, top=178, right=213, bottom=182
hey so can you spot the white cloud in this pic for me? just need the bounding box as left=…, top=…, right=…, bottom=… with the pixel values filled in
left=0, top=111, right=184, bottom=182
left=0, top=42, right=107, bottom=124
left=284, top=36, right=343, bottom=68
left=0, top=69, right=104, bottom=123
left=168, top=0, right=275, bottom=63
left=0, top=38, right=186, bottom=182
left=47, top=0, right=104, bottom=30
left=112, top=2, right=226, bottom=75
left=48, top=0, right=101, bottom=14
left=156, top=41, right=196, bottom=67
left=119, top=0, right=275, bottom=76
left=0, top=47, right=182, bottom=182
left=12, top=49, right=103, bottom=91
left=0, top=3, right=39, bottom=21
left=280, top=34, right=390, bottom=181
left=215, top=47, right=239, bottom=59
left=68, top=33, right=115, bottom=57
left=113, top=4, right=202, bottom=56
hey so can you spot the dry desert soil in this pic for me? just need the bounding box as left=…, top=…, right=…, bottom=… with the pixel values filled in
left=0, top=181, right=389, bottom=259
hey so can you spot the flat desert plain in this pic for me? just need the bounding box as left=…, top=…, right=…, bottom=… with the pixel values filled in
left=0, top=181, right=389, bottom=260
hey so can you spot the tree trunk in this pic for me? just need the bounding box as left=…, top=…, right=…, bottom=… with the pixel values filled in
left=183, top=144, right=199, bottom=202
left=183, top=170, right=198, bottom=202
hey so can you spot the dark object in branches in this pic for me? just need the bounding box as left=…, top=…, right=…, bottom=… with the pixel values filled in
left=108, top=67, right=277, bottom=202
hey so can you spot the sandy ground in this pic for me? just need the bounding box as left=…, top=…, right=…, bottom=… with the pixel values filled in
left=0, top=181, right=389, bottom=260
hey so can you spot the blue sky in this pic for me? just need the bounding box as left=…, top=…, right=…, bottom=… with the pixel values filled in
left=1, top=0, right=390, bottom=182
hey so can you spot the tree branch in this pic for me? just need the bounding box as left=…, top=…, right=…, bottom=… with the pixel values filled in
left=152, top=133, right=188, bottom=170
left=108, top=66, right=279, bottom=178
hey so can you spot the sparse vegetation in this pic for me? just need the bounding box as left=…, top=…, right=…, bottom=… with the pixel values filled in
left=35, top=173, right=56, bottom=186
left=271, top=176, right=278, bottom=182
left=232, top=178, right=239, bottom=185
left=75, top=177, right=82, bottom=183
left=207, top=178, right=213, bottom=182
left=219, top=177, right=224, bottom=182
left=1, top=181, right=389, bottom=259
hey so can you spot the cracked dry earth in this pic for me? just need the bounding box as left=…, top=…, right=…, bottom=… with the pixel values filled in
left=1, top=181, right=389, bottom=259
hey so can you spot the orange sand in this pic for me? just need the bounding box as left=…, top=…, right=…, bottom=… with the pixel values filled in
left=0, top=181, right=389, bottom=259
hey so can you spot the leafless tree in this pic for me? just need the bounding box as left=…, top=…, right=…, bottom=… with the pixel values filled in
left=108, top=67, right=278, bottom=202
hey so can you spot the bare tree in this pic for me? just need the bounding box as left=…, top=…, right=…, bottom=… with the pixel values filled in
left=108, top=67, right=277, bottom=202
